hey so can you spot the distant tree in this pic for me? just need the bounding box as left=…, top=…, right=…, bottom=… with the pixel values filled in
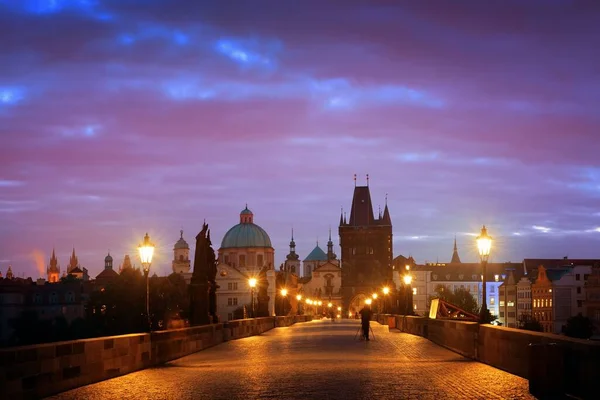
left=149, top=273, right=189, bottom=330
left=430, top=286, right=479, bottom=315
left=520, top=317, right=543, bottom=332
left=563, top=314, right=594, bottom=339
left=60, top=274, right=79, bottom=284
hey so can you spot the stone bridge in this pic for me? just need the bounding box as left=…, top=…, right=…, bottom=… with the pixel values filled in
left=45, top=320, right=532, bottom=400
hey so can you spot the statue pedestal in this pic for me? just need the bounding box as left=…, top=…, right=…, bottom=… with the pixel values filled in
left=189, top=279, right=210, bottom=326
left=266, top=269, right=276, bottom=316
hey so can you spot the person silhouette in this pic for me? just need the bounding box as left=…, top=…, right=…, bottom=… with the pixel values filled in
left=359, top=304, right=373, bottom=340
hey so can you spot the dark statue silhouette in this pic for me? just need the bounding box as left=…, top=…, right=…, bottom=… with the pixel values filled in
left=189, top=222, right=219, bottom=325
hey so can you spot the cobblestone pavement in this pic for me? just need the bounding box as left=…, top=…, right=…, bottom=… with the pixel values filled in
left=48, top=320, right=535, bottom=400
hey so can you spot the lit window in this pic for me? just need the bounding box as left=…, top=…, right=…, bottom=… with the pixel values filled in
left=494, top=275, right=499, bottom=282
left=499, top=301, right=505, bottom=307
left=508, top=301, right=514, bottom=307
left=490, top=297, right=495, bottom=305
left=412, top=288, right=417, bottom=295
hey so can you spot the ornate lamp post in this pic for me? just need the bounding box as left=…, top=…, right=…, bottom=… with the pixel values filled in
left=382, top=286, right=390, bottom=314
left=296, top=294, right=302, bottom=315
left=477, top=225, right=492, bottom=323
left=279, top=288, right=288, bottom=316
left=138, top=233, right=155, bottom=332
left=403, top=274, right=413, bottom=315
left=248, top=278, right=257, bottom=318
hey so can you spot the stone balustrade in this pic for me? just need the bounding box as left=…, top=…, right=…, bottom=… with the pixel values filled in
left=0, top=315, right=310, bottom=400
left=391, top=314, right=600, bottom=400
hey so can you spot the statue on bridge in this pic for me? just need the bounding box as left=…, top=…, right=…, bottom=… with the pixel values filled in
left=189, top=222, right=219, bottom=325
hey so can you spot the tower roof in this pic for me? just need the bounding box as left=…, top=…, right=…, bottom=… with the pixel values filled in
left=174, top=230, right=189, bottom=249
left=304, top=245, right=327, bottom=262
left=348, top=186, right=375, bottom=226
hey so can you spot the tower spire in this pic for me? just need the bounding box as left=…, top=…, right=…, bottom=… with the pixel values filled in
left=451, top=235, right=462, bottom=264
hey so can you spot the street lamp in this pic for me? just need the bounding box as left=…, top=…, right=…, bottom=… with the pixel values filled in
left=328, top=302, right=333, bottom=308
left=248, top=278, right=257, bottom=318
left=279, top=288, right=288, bottom=316
left=365, top=298, right=372, bottom=306
left=138, top=233, right=155, bottom=332
left=477, top=225, right=492, bottom=323
left=296, top=294, right=302, bottom=315
left=403, top=274, right=412, bottom=315
left=382, top=286, right=390, bottom=313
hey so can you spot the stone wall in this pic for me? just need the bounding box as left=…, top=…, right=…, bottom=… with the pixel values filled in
left=1, top=316, right=310, bottom=400
left=391, top=315, right=600, bottom=400
left=0, top=333, right=151, bottom=400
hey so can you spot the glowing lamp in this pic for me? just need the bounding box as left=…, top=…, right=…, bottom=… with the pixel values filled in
left=403, top=275, right=412, bottom=285
left=138, top=233, right=155, bottom=273
left=280, top=288, right=288, bottom=297
left=476, top=225, right=492, bottom=262
left=248, top=278, right=257, bottom=288
left=383, top=287, right=390, bottom=295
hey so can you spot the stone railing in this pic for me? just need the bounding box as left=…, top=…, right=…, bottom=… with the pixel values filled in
left=389, top=315, right=600, bottom=400
left=1, top=316, right=311, bottom=400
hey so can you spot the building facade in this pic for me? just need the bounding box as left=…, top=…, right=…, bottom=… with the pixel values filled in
left=339, top=184, right=392, bottom=314
left=172, top=230, right=192, bottom=283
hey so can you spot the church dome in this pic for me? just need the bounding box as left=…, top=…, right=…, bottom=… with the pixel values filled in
left=174, top=230, right=189, bottom=249
left=104, top=253, right=113, bottom=262
left=220, top=206, right=272, bottom=249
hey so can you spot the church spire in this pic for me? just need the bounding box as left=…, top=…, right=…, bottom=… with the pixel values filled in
left=327, top=227, right=337, bottom=261
left=286, top=228, right=299, bottom=261
left=451, top=236, right=462, bottom=264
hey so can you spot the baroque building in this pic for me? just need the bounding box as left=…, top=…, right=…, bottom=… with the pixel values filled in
left=339, top=182, right=392, bottom=313
left=215, top=206, right=276, bottom=321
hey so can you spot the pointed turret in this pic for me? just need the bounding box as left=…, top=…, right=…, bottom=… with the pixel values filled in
left=382, top=204, right=391, bottom=226
left=326, top=228, right=337, bottom=260
left=68, top=248, right=80, bottom=273
left=450, top=237, right=461, bottom=264
left=339, top=208, right=344, bottom=226
left=6, top=265, right=14, bottom=280
left=286, top=229, right=299, bottom=261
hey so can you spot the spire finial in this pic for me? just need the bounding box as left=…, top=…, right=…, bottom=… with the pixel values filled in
left=366, top=173, right=369, bottom=186
left=328, top=226, right=332, bottom=241
left=291, top=227, right=294, bottom=241
left=353, top=174, right=357, bottom=187
left=180, top=229, right=184, bottom=239
left=385, top=193, right=388, bottom=206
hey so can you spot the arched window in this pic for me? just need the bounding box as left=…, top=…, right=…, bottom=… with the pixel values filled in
left=50, top=292, right=58, bottom=304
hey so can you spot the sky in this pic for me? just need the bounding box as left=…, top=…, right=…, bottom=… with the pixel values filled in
left=1, top=0, right=600, bottom=279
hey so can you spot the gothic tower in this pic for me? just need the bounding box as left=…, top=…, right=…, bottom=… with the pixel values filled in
left=47, top=249, right=60, bottom=283
left=172, top=230, right=191, bottom=275
left=339, top=179, right=392, bottom=311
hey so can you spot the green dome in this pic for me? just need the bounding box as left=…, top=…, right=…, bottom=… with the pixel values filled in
left=221, top=223, right=272, bottom=248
